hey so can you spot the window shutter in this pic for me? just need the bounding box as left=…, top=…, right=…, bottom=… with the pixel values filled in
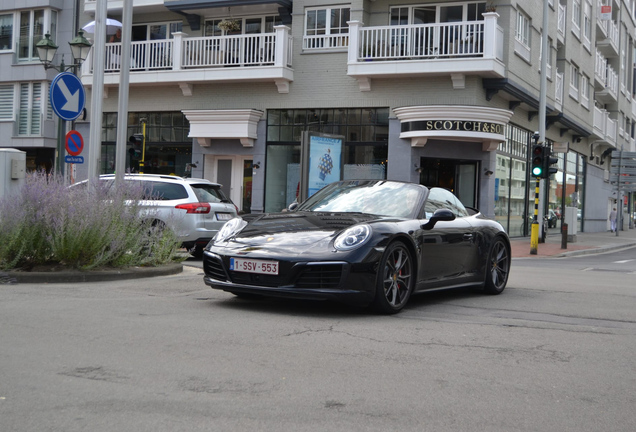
left=0, top=84, right=13, bottom=120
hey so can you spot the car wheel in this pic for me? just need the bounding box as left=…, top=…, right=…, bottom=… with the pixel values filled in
left=372, top=242, right=414, bottom=314
left=483, top=237, right=510, bottom=295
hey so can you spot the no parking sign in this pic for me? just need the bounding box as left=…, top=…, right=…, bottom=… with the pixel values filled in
left=65, top=130, right=84, bottom=164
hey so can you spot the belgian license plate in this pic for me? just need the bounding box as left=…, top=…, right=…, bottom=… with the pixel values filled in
left=216, top=213, right=233, bottom=221
left=230, top=258, right=279, bottom=275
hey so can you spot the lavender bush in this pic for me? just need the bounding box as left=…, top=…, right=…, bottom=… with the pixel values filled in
left=0, top=172, right=183, bottom=271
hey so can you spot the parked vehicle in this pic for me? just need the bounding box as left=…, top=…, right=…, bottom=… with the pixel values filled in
left=75, top=174, right=238, bottom=257
left=547, top=209, right=558, bottom=228
left=203, top=180, right=511, bottom=314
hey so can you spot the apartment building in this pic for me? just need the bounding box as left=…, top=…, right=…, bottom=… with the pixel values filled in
left=13, top=0, right=633, bottom=234
left=0, top=0, right=81, bottom=171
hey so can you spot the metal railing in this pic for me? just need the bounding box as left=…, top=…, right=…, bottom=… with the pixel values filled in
left=357, top=21, right=486, bottom=60
left=182, top=33, right=277, bottom=68
left=87, top=26, right=293, bottom=74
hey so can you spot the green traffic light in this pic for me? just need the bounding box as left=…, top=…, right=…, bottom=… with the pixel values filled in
left=532, top=166, right=543, bottom=177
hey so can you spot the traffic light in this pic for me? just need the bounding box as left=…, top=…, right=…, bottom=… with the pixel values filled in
left=544, top=147, right=558, bottom=178
left=128, top=134, right=143, bottom=160
left=531, top=145, right=545, bottom=178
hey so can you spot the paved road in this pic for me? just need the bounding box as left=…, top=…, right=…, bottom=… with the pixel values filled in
left=1, top=258, right=635, bottom=431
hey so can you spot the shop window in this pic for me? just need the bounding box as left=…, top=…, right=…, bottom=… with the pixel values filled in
left=100, top=111, right=191, bottom=175
left=265, top=108, right=389, bottom=212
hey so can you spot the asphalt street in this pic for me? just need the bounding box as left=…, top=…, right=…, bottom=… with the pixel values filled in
left=1, top=247, right=635, bottom=432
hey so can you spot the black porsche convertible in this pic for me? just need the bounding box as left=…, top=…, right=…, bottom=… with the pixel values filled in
left=203, top=180, right=511, bottom=314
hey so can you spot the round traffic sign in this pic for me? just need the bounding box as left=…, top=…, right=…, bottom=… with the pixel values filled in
left=65, top=130, right=84, bottom=156
left=50, top=72, right=86, bottom=121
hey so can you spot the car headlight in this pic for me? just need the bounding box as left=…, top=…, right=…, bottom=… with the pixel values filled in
left=214, top=217, right=247, bottom=243
left=334, top=224, right=371, bottom=251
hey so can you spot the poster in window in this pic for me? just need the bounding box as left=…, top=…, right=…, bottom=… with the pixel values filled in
left=307, top=134, right=343, bottom=197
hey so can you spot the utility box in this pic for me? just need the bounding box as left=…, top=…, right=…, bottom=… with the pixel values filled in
left=565, top=206, right=578, bottom=242
left=0, top=148, right=26, bottom=200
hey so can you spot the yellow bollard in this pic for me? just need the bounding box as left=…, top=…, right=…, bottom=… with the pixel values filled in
left=530, top=220, right=539, bottom=255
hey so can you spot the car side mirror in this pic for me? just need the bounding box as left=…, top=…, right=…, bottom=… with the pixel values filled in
left=421, top=208, right=456, bottom=230
left=287, top=202, right=299, bottom=212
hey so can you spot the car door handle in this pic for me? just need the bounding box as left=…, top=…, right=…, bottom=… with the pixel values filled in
left=463, top=234, right=473, bottom=241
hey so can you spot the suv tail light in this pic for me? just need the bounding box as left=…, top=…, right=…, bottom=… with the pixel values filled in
left=175, top=203, right=211, bottom=214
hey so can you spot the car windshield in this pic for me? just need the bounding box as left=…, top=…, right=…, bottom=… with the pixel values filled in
left=296, top=180, right=425, bottom=218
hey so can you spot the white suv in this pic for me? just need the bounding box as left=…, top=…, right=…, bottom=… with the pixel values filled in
left=94, top=174, right=238, bottom=257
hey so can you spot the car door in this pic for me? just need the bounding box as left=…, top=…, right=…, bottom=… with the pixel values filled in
left=416, top=188, right=476, bottom=286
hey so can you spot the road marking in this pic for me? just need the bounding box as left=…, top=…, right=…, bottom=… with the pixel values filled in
left=613, top=260, right=634, bottom=264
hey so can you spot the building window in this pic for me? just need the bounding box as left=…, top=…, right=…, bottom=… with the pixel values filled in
left=571, top=0, right=581, bottom=38
left=581, top=74, right=590, bottom=108
left=539, top=37, right=553, bottom=78
left=204, top=16, right=281, bottom=36
left=303, top=6, right=350, bottom=50
left=514, top=9, right=531, bottom=62
left=0, top=84, right=13, bottom=120
left=515, top=10, right=530, bottom=47
left=18, top=82, right=42, bottom=135
left=18, top=9, right=56, bottom=61
left=132, top=21, right=181, bottom=41
left=582, top=1, right=591, bottom=49
left=0, top=13, right=13, bottom=51
left=569, top=64, right=580, bottom=100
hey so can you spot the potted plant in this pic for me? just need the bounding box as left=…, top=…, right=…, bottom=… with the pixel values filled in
left=218, top=19, right=241, bottom=33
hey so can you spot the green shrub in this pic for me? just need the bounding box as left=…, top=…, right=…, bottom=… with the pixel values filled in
left=0, top=172, right=183, bottom=271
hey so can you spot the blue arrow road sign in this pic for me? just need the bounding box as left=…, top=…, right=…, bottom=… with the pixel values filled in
left=50, top=72, right=86, bottom=121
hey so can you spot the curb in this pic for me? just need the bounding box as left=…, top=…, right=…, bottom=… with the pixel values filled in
left=5, top=263, right=183, bottom=284
left=554, top=242, right=636, bottom=258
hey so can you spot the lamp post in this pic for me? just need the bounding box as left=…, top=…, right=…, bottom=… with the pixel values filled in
left=35, top=31, right=92, bottom=176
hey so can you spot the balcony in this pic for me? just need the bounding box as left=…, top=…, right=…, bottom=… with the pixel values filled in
left=592, top=104, right=617, bottom=147
left=346, top=13, right=504, bottom=91
left=84, top=0, right=165, bottom=13
left=557, top=3, right=566, bottom=44
left=594, top=50, right=618, bottom=102
left=555, top=70, right=564, bottom=111
left=596, top=13, right=619, bottom=58
left=80, top=27, right=294, bottom=94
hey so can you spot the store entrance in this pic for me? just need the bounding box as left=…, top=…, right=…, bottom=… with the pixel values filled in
left=418, top=157, right=478, bottom=208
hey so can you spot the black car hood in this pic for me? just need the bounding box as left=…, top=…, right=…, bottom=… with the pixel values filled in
left=226, top=212, right=390, bottom=249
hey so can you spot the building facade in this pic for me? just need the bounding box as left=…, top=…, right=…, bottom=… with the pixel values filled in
left=0, top=0, right=81, bottom=171
left=51, top=0, right=636, bottom=234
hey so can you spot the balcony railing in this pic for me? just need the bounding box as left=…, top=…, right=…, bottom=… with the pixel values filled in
left=81, top=26, right=294, bottom=93
left=557, top=4, right=566, bottom=40
left=347, top=13, right=504, bottom=90
left=355, top=21, right=488, bottom=61
left=595, top=50, right=607, bottom=84
left=303, top=34, right=349, bottom=50
left=555, top=70, right=564, bottom=109
left=593, top=104, right=617, bottom=146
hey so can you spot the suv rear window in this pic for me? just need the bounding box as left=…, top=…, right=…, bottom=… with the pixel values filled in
left=141, top=181, right=189, bottom=200
left=190, top=184, right=229, bottom=203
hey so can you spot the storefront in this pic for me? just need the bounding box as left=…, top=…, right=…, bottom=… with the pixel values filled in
left=100, top=111, right=191, bottom=176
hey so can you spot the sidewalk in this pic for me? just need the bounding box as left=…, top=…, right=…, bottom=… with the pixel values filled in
left=511, top=227, right=636, bottom=258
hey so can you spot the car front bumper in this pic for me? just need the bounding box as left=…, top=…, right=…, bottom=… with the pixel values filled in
left=202, top=251, right=378, bottom=306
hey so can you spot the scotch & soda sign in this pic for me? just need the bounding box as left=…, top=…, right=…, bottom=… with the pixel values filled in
left=401, top=120, right=505, bottom=134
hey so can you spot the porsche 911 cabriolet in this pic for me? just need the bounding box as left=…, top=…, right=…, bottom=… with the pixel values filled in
left=202, top=180, right=511, bottom=314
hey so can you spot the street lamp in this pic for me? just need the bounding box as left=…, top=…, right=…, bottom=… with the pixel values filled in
left=36, top=31, right=92, bottom=175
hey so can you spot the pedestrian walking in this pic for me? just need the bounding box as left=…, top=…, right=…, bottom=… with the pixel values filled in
left=609, top=207, right=617, bottom=232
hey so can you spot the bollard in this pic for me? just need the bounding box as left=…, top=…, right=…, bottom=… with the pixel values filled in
left=561, top=223, right=568, bottom=249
